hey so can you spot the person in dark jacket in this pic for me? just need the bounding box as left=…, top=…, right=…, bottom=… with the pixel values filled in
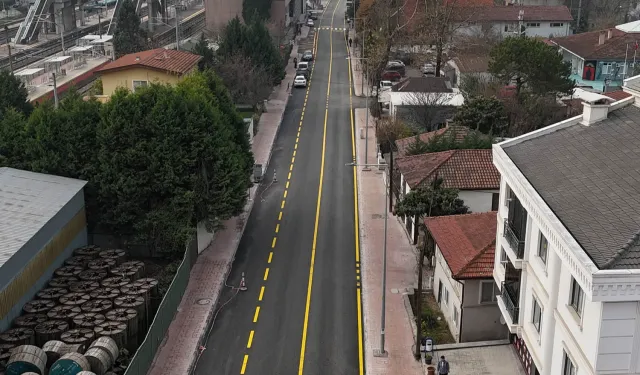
left=293, top=57, right=298, bottom=68
left=437, top=355, right=450, bottom=375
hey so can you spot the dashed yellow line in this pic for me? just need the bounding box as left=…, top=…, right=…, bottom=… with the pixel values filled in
left=268, top=252, right=273, bottom=264
left=284, top=190, right=288, bottom=198
left=254, top=306, right=260, bottom=322
left=275, top=224, right=280, bottom=233
left=259, top=286, right=265, bottom=301
left=247, top=331, right=254, bottom=348
left=263, top=268, right=270, bottom=281
left=272, top=237, right=277, bottom=248
left=240, top=355, right=248, bottom=374
left=281, top=200, right=286, bottom=209
left=278, top=211, right=283, bottom=220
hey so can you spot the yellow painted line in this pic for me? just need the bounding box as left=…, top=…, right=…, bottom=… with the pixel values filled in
left=286, top=181, right=290, bottom=189
left=298, top=1, right=340, bottom=373
left=281, top=200, right=286, bottom=209
left=345, top=14, right=365, bottom=375
left=254, top=306, right=260, bottom=322
left=292, top=156, right=295, bottom=164
left=263, top=268, right=269, bottom=281
left=284, top=190, right=288, bottom=198
left=276, top=223, right=280, bottom=233
left=259, top=286, right=265, bottom=301
left=289, top=164, right=293, bottom=171
left=295, top=144, right=298, bottom=150
left=357, top=275, right=360, bottom=280
left=268, top=252, right=273, bottom=263
left=288, top=172, right=292, bottom=180
left=240, top=354, right=248, bottom=374
left=279, top=211, right=283, bottom=220
left=293, top=150, right=297, bottom=157
left=272, top=237, right=277, bottom=248
left=247, top=330, right=254, bottom=348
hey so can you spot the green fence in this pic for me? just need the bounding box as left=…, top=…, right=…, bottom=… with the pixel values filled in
left=123, top=239, right=198, bottom=375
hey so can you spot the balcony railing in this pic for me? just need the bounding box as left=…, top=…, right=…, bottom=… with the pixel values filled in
left=503, top=219, right=525, bottom=258
left=501, top=281, right=520, bottom=324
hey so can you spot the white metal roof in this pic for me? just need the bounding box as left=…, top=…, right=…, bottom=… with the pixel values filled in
left=90, top=36, right=113, bottom=43
left=15, top=68, right=44, bottom=76
left=68, top=46, right=93, bottom=52
left=616, top=20, right=640, bottom=33
left=388, top=91, right=465, bottom=107
left=0, top=168, right=87, bottom=269
left=45, top=55, right=72, bottom=63
left=80, top=35, right=102, bottom=40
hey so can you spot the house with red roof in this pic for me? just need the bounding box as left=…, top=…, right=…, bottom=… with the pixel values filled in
left=394, top=149, right=500, bottom=243
left=426, top=212, right=508, bottom=342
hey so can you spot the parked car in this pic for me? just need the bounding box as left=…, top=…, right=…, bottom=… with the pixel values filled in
left=379, top=80, right=393, bottom=91
left=385, top=63, right=405, bottom=77
left=294, top=75, right=307, bottom=88
left=307, top=18, right=314, bottom=27
left=421, top=62, right=435, bottom=75
left=296, top=69, right=310, bottom=79
left=381, top=71, right=401, bottom=82
left=302, top=50, right=314, bottom=61
left=298, top=61, right=310, bottom=71
left=387, top=60, right=405, bottom=67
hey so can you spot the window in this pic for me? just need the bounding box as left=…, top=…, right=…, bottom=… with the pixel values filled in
left=505, top=186, right=513, bottom=208
left=480, top=281, right=497, bottom=304
left=444, top=287, right=449, bottom=305
left=132, top=80, right=148, bottom=91
left=526, top=22, right=540, bottom=27
left=538, top=233, right=548, bottom=265
left=569, top=277, right=584, bottom=317
left=602, top=63, right=612, bottom=74
left=550, top=22, right=564, bottom=27
left=491, top=193, right=499, bottom=211
left=532, top=297, right=542, bottom=333
left=453, top=307, right=459, bottom=326
left=563, top=350, right=577, bottom=375
left=500, top=247, right=508, bottom=269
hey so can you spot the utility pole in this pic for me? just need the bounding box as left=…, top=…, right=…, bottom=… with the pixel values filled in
left=5, top=26, right=13, bottom=73
left=52, top=72, right=59, bottom=109
left=576, top=0, right=583, bottom=33
left=175, top=13, right=180, bottom=51
left=98, top=14, right=102, bottom=37
left=388, top=144, right=393, bottom=212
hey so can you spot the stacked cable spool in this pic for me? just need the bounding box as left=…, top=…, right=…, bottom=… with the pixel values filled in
left=133, top=278, right=160, bottom=316
left=98, top=250, right=126, bottom=266
left=49, top=277, right=79, bottom=289
left=61, top=329, right=95, bottom=349
left=5, top=345, right=46, bottom=375
left=77, top=372, right=97, bottom=375
left=87, top=259, right=117, bottom=273
left=42, top=340, right=68, bottom=368
left=54, top=265, right=84, bottom=279
left=109, top=261, right=144, bottom=282
left=69, top=282, right=100, bottom=295
left=89, top=288, right=120, bottom=302
left=78, top=270, right=108, bottom=283
left=73, top=314, right=106, bottom=330
left=81, top=300, right=113, bottom=316
left=36, top=287, right=68, bottom=301
left=65, top=255, right=94, bottom=268
left=93, top=322, right=127, bottom=352
left=84, top=337, right=118, bottom=375
left=100, top=277, right=128, bottom=290
left=0, top=328, right=35, bottom=347
left=47, top=305, right=82, bottom=326
left=0, top=343, right=16, bottom=368
left=73, top=246, right=102, bottom=258
left=12, top=315, right=47, bottom=330
left=34, top=321, right=68, bottom=348
left=113, top=295, right=144, bottom=340
left=49, top=352, right=90, bottom=375
left=104, top=309, right=138, bottom=351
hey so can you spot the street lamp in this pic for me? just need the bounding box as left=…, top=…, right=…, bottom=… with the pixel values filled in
left=150, top=14, right=180, bottom=50
left=347, top=56, right=374, bottom=170
left=346, top=161, right=389, bottom=357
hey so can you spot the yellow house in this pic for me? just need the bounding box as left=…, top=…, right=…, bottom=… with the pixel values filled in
left=95, top=48, right=202, bottom=101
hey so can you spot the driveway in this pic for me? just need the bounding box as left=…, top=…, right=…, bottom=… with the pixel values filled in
left=431, top=344, right=527, bottom=375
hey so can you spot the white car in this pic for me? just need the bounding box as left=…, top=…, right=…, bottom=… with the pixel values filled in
left=307, top=19, right=314, bottom=27
left=294, top=75, right=307, bottom=88
left=421, top=63, right=436, bottom=75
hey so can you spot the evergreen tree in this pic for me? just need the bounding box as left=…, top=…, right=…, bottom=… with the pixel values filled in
left=0, top=70, right=32, bottom=119
left=453, top=96, right=508, bottom=136
left=113, top=0, right=148, bottom=58
left=193, top=34, right=216, bottom=70
left=242, top=0, right=270, bottom=23
left=0, top=108, right=28, bottom=168
left=394, top=178, right=469, bottom=219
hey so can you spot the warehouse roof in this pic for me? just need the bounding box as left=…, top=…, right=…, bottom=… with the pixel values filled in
left=0, top=168, right=87, bottom=269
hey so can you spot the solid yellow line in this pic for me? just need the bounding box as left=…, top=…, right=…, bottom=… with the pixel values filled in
left=247, top=330, right=254, bottom=348
left=240, top=354, right=248, bottom=374
left=263, top=268, right=269, bottom=281
left=272, top=237, right=277, bottom=248
left=254, top=306, right=260, bottom=322
left=268, top=252, right=273, bottom=263
left=345, top=14, right=365, bottom=375
left=276, top=223, right=280, bottom=233
left=259, top=286, right=265, bottom=301
left=298, top=1, right=339, bottom=374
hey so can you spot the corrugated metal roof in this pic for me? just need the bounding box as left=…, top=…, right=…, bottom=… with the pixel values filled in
left=0, top=168, right=87, bottom=269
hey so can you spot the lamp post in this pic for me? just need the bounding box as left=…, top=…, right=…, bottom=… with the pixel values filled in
left=150, top=13, right=180, bottom=50
left=347, top=56, right=374, bottom=169
left=347, top=161, right=389, bottom=357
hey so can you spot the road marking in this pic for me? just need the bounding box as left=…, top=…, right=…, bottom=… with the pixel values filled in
left=281, top=200, right=286, bottom=209
left=263, top=268, right=269, bottom=281
left=240, top=354, right=248, bottom=374
left=292, top=156, right=295, bottom=164
left=284, top=190, right=288, bottom=198
left=286, top=181, right=290, bottom=189
left=288, top=172, right=292, bottom=180
left=254, top=306, right=260, bottom=322
left=295, top=143, right=298, bottom=150
left=276, top=223, right=280, bottom=233
left=272, top=237, right=277, bottom=248
left=259, top=286, right=265, bottom=301
left=298, top=0, right=341, bottom=373
left=345, top=14, right=365, bottom=375
left=247, top=330, right=254, bottom=348
left=279, top=211, right=283, bottom=220
left=293, top=150, right=297, bottom=157
left=268, top=252, right=273, bottom=263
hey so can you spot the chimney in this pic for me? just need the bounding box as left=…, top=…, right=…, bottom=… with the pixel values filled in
left=581, top=100, right=610, bottom=125
left=598, top=31, right=606, bottom=45
left=607, top=28, right=613, bottom=39
left=135, top=56, right=140, bottom=61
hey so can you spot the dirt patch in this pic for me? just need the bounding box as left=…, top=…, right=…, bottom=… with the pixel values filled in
left=411, top=292, right=455, bottom=345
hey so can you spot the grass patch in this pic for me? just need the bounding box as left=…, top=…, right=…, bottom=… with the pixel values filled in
left=413, top=293, right=455, bottom=345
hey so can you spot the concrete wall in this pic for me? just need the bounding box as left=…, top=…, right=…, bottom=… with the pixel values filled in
left=100, top=67, right=188, bottom=96
left=461, top=279, right=509, bottom=342
left=0, top=192, right=87, bottom=331
left=459, top=190, right=498, bottom=213
left=205, top=0, right=242, bottom=34
left=197, top=221, right=214, bottom=254
left=455, top=21, right=571, bottom=39
left=434, top=245, right=463, bottom=341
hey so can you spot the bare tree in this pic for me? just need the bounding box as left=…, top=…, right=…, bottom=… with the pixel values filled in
left=399, top=91, right=457, bottom=131
left=458, top=73, right=502, bottom=100
left=215, top=52, right=272, bottom=107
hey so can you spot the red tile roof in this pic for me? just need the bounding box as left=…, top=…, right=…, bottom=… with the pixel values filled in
left=551, top=28, right=636, bottom=60
left=456, top=5, right=573, bottom=23
left=425, top=212, right=497, bottom=279
left=444, top=0, right=493, bottom=6
left=604, top=90, right=633, bottom=101
left=395, top=149, right=500, bottom=190
left=97, top=48, right=202, bottom=75
left=395, top=126, right=471, bottom=156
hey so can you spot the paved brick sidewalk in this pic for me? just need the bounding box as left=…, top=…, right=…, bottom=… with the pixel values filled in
left=348, top=28, right=364, bottom=97
left=355, top=108, right=422, bottom=375
left=146, top=45, right=299, bottom=375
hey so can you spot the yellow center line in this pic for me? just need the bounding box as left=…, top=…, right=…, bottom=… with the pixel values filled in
left=286, top=181, right=290, bottom=189
left=259, top=286, right=265, bottom=301
left=281, top=200, right=286, bottom=209
left=263, top=268, right=269, bottom=281
left=276, top=223, right=280, bottom=233
left=240, top=355, right=248, bottom=374
left=272, top=237, right=277, bottom=248
left=268, top=252, right=273, bottom=263
left=278, top=211, right=283, bottom=220
left=247, top=330, right=254, bottom=348
left=288, top=172, right=292, bottom=180
left=254, top=306, right=260, bottom=322
left=284, top=190, right=288, bottom=198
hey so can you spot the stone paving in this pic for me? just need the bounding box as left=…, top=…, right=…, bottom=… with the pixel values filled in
left=146, top=44, right=300, bottom=375
left=434, top=344, right=527, bottom=375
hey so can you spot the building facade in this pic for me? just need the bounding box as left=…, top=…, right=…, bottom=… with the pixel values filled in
left=492, top=76, right=640, bottom=375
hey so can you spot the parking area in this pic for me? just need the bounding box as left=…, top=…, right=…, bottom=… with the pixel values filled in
left=431, top=344, right=527, bottom=375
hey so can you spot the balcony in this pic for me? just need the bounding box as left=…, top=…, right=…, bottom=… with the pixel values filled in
left=503, top=219, right=525, bottom=258
left=501, top=281, right=520, bottom=324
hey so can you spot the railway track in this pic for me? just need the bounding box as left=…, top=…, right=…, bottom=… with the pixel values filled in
left=153, top=9, right=204, bottom=47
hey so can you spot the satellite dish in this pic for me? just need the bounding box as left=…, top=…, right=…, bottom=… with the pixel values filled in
left=500, top=316, right=506, bottom=325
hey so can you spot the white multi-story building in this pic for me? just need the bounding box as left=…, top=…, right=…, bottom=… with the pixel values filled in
left=492, top=75, right=640, bottom=375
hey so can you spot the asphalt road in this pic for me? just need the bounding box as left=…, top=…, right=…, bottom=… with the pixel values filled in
left=193, top=0, right=362, bottom=373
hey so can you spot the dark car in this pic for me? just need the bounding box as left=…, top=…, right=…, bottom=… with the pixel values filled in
left=296, top=69, right=310, bottom=79
left=385, top=63, right=406, bottom=77
left=302, top=50, right=314, bottom=61
left=381, top=71, right=401, bottom=82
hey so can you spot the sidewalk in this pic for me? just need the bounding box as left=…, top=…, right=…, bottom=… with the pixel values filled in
left=348, top=28, right=364, bottom=97
left=146, top=44, right=299, bottom=375
left=355, top=109, right=422, bottom=375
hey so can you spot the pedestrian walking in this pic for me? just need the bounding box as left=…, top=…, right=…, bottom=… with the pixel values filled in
left=348, top=38, right=352, bottom=48
left=293, top=57, right=298, bottom=68
left=437, top=355, right=450, bottom=375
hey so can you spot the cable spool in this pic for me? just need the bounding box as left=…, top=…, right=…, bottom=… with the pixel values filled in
left=59, top=293, right=91, bottom=307
left=0, top=343, right=16, bottom=364
left=13, top=314, right=47, bottom=329
left=62, top=343, right=86, bottom=355
left=73, top=246, right=102, bottom=258
left=87, top=338, right=117, bottom=365
left=81, top=300, right=112, bottom=315
left=87, top=259, right=116, bottom=273
left=98, top=249, right=127, bottom=265
left=78, top=270, right=108, bottom=282
left=0, top=328, right=35, bottom=346
left=72, top=313, right=106, bottom=330
left=105, top=309, right=138, bottom=350
left=120, top=284, right=150, bottom=302
left=23, top=300, right=56, bottom=315
left=34, top=321, right=68, bottom=347
left=69, top=282, right=100, bottom=294
left=5, top=345, right=46, bottom=375
left=49, top=352, right=90, bottom=375
left=37, top=287, right=68, bottom=301
left=89, top=288, right=120, bottom=301
left=49, top=277, right=79, bottom=289
left=47, top=305, right=81, bottom=324
left=54, top=266, right=84, bottom=278
left=100, top=277, right=129, bottom=289
left=65, top=256, right=94, bottom=268
left=60, top=329, right=95, bottom=349
left=131, top=278, right=158, bottom=298
left=84, top=347, right=112, bottom=375
left=110, top=261, right=144, bottom=281
left=93, top=322, right=127, bottom=350
left=42, top=340, right=67, bottom=368
left=113, top=294, right=145, bottom=338
left=77, top=372, right=97, bottom=375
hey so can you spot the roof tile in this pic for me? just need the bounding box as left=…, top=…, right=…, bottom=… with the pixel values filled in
left=456, top=5, right=573, bottom=23
left=395, top=125, right=471, bottom=156
left=97, top=48, right=202, bottom=75
left=551, top=28, right=635, bottom=60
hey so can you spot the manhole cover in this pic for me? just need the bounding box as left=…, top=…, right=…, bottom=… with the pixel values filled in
left=196, top=298, right=211, bottom=305
left=371, top=214, right=383, bottom=219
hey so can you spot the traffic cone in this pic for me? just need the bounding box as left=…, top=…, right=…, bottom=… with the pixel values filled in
left=273, top=171, right=278, bottom=183
left=239, top=272, right=248, bottom=291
